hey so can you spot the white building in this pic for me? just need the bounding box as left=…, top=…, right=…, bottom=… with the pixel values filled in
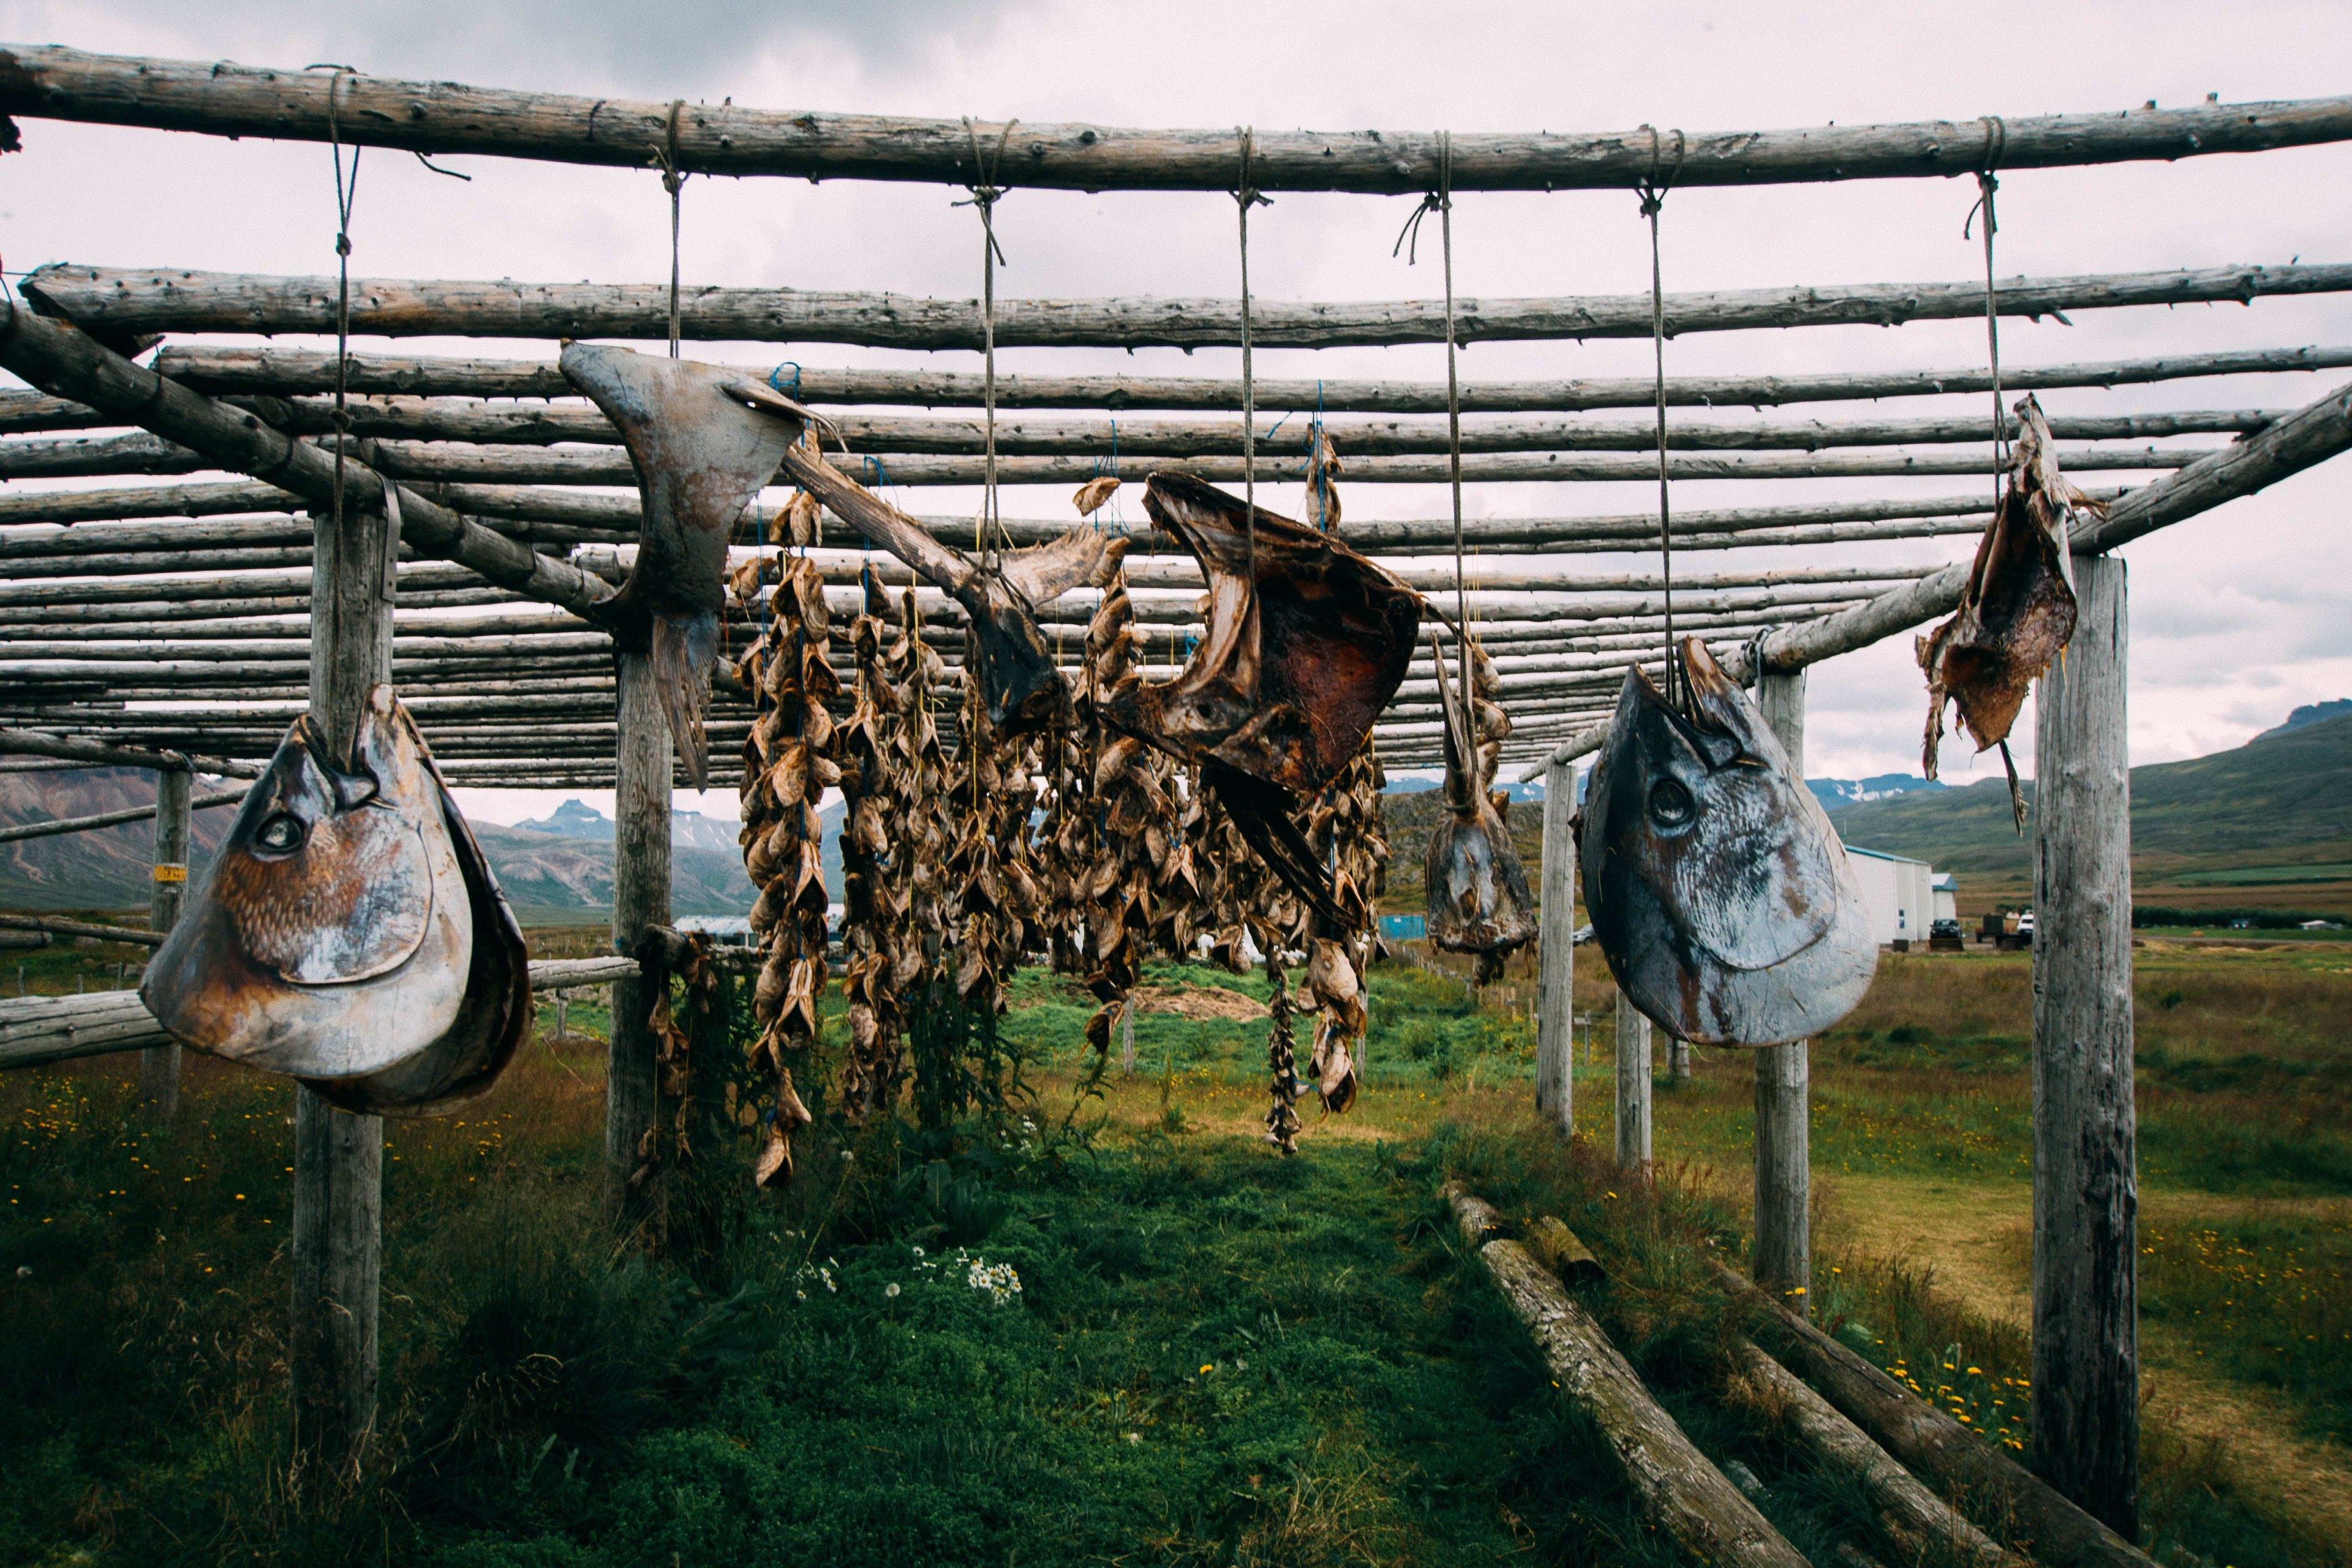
left=1842, top=846, right=1939, bottom=945
left=1931, top=872, right=1959, bottom=925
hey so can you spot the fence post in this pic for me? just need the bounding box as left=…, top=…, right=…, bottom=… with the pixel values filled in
left=290, top=472, right=395, bottom=1469
left=140, top=764, right=190, bottom=1119
left=1535, top=756, right=1577, bottom=1136
left=1753, top=666, right=1812, bottom=1310
left=1613, top=990, right=1651, bottom=1174
left=2031, top=552, right=2139, bottom=1539
left=607, top=649, right=672, bottom=1220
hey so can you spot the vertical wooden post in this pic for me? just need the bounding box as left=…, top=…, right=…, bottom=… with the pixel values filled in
left=140, top=764, right=190, bottom=1119
left=1668, top=1036, right=1692, bottom=1082
left=607, top=648, right=673, bottom=1216
left=1119, top=1005, right=1136, bottom=1076
left=292, top=477, right=396, bottom=1469
left=1613, top=990, right=1651, bottom=1173
left=2031, top=552, right=2139, bottom=1539
left=1534, top=757, right=1577, bottom=1136
left=1753, top=667, right=1812, bottom=1309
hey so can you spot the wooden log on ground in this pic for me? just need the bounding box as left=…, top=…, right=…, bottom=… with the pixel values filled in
left=1534, top=756, right=1575, bottom=1136
left=1751, top=669, right=1811, bottom=1313
left=1523, top=1215, right=1606, bottom=1287
left=139, top=766, right=189, bottom=1117
left=1733, top=1343, right=2026, bottom=1568
left=0, top=299, right=613, bottom=616
left=8, top=49, right=2347, bottom=191
left=1444, top=1183, right=1809, bottom=1568
left=28, top=260, right=2352, bottom=350
left=145, top=341, right=2352, bottom=413
left=2030, top=554, right=2139, bottom=1537
left=1716, top=1261, right=2158, bottom=1568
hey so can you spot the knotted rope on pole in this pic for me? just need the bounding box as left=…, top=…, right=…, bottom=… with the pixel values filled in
left=308, top=64, right=363, bottom=564
left=652, top=99, right=689, bottom=359
left=1235, top=126, right=1273, bottom=579
left=957, top=116, right=1017, bottom=568
left=1966, top=115, right=2011, bottom=510
left=1638, top=126, right=1686, bottom=712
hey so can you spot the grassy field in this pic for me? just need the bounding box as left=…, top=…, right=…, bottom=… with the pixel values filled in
left=3, top=935, right=2348, bottom=1566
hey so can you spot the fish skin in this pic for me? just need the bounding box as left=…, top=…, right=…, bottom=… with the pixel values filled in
left=140, top=685, right=529, bottom=1115
left=1578, top=639, right=1875, bottom=1049
left=560, top=344, right=807, bottom=790
left=1423, top=633, right=1536, bottom=967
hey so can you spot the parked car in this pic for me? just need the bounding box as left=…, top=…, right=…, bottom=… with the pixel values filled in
left=1929, top=918, right=1961, bottom=940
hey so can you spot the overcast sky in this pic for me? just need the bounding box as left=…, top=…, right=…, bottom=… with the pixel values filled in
left=6, top=1, right=2350, bottom=825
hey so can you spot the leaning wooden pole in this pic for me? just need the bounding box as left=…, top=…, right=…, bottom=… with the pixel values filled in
left=6, top=50, right=2348, bottom=190
left=1751, top=668, right=1811, bottom=1312
left=605, top=650, right=672, bottom=1223
left=2031, top=553, right=2139, bottom=1539
left=288, top=470, right=394, bottom=1470
left=1534, top=758, right=1577, bottom=1137
left=137, top=764, right=190, bottom=1119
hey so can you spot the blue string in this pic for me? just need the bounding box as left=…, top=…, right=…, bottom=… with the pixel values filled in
left=768, top=361, right=803, bottom=396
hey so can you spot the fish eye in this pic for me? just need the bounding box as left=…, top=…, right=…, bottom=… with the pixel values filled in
left=1646, top=778, right=1696, bottom=829
left=253, top=813, right=307, bottom=854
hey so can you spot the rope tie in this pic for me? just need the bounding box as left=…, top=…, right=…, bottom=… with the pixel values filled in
left=652, top=100, right=690, bottom=358
left=1965, top=115, right=2010, bottom=508
left=1638, top=126, right=1686, bottom=713
left=1235, top=127, right=1272, bottom=581
left=957, top=117, right=1017, bottom=567
left=309, top=64, right=364, bottom=626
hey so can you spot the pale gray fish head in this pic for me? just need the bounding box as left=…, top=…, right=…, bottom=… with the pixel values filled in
left=1578, top=639, right=1875, bottom=1047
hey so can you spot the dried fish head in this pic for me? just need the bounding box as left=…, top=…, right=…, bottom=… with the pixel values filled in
left=1578, top=639, right=1875, bottom=1048
left=560, top=343, right=812, bottom=790
left=141, top=686, right=530, bottom=1114
left=1424, top=632, right=1536, bottom=960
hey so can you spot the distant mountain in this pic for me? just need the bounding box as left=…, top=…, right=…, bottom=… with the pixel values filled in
left=1809, top=774, right=1946, bottom=812
left=0, top=768, right=236, bottom=913
left=1826, top=710, right=2352, bottom=878
left=2257, top=698, right=2352, bottom=741
left=513, top=797, right=746, bottom=854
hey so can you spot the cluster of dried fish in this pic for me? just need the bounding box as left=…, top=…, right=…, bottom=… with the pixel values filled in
left=737, top=551, right=835, bottom=1185
left=941, top=676, right=1045, bottom=1018
left=639, top=930, right=720, bottom=1191
left=1918, top=394, right=2105, bottom=827
left=142, top=685, right=531, bottom=1117
left=1425, top=635, right=1536, bottom=983
left=1579, top=639, right=1877, bottom=1049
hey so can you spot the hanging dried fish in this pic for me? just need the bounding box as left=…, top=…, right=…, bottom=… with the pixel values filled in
left=835, top=568, right=916, bottom=1123
left=1301, top=424, right=1344, bottom=535
left=559, top=344, right=818, bottom=790
left=1423, top=632, right=1536, bottom=982
left=1262, top=955, right=1303, bottom=1153
left=1106, top=473, right=1419, bottom=924
left=1300, top=937, right=1362, bottom=1114
left=142, top=684, right=529, bottom=1116
left=1918, top=394, right=2106, bottom=826
left=1578, top=638, right=1877, bottom=1049
left=1072, top=475, right=1121, bottom=517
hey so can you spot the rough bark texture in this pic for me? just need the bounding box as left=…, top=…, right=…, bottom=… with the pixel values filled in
left=1615, top=990, right=1653, bottom=1173
left=1720, top=1261, right=2160, bottom=1568
left=1534, top=757, right=1576, bottom=1136
left=1446, top=1185, right=1809, bottom=1568
left=137, top=766, right=189, bottom=1118
left=1751, top=668, right=1811, bottom=1307
left=2031, top=553, right=2139, bottom=1540
left=28, top=260, right=2352, bottom=349
left=1735, top=1343, right=2026, bottom=1568
left=607, top=651, right=673, bottom=1217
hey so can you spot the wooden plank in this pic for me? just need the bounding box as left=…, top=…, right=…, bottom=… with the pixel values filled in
left=606, top=650, right=671, bottom=1216
left=7, top=49, right=2350, bottom=190
left=146, top=341, right=2352, bottom=412
left=2031, top=553, right=2139, bottom=1538
left=1751, top=669, right=1811, bottom=1311
left=1534, top=758, right=1575, bottom=1136
left=1446, top=1185, right=1809, bottom=1568
left=28, top=260, right=2352, bottom=349
left=1615, top=989, right=1652, bottom=1174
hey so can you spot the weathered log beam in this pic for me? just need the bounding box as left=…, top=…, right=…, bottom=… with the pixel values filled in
left=7, top=49, right=2347, bottom=191
left=0, top=786, right=243, bottom=844
left=143, top=341, right=2352, bottom=412
left=28, top=261, right=2352, bottom=350
left=0, top=913, right=165, bottom=946
left=0, top=725, right=260, bottom=777
left=0, top=299, right=613, bottom=616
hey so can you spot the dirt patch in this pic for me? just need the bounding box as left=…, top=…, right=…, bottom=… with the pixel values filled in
left=1132, top=983, right=1268, bottom=1022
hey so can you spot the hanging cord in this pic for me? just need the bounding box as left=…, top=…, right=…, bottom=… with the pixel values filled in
left=1638, top=126, right=1686, bottom=712
left=309, top=66, right=364, bottom=595
left=957, top=117, right=1017, bottom=568
left=1235, top=127, right=1272, bottom=580
left=1964, top=116, right=2010, bottom=510
left=652, top=100, right=690, bottom=358
left=1395, top=134, right=1471, bottom=720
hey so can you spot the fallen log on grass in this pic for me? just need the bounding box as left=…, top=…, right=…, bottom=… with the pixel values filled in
left=1444, top=1183, right=1809, bottom=1568
left=1712, top=1261, right=2158, bottom=1568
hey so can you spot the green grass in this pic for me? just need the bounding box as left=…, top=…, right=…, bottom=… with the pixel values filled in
left=2138, top=1212, right=2352, bottom=1446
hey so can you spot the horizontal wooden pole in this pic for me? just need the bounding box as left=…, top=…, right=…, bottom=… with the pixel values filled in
left=0, top=299, right=614, bottom=616
left=26, top=261, right=2352, bottom=350
left=7, top=50, right=2348, bottom=192
left=0, top=726, right=260, bottom=777
left=0, top=913, right=164, bottom=946
left=0, top=787, right=244, bottom=845
left=143, top=342, right=2352, bottom=412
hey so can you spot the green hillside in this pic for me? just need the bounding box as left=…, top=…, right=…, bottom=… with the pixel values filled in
left=1828, top=712, right=2352, bottom=908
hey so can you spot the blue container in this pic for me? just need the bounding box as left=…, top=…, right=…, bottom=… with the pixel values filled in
left=1378, top=913, right=1426, bottom=941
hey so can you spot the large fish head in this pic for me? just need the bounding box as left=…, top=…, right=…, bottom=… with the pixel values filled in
left=142, top=687, right=472, bottom=1079
left=1578, top=640, right=1875, bottom=1047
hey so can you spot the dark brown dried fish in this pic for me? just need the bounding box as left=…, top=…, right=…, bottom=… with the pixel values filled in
left=1423, top=633, right=1535, bottom=979
left=141, top=685, right=529, bottom=1115
left=1578, top=639, right=1875, bottom=1048
left=1106, top=473, right=1419, bottom=924
left=1918, top=394, right=2106, bottom=826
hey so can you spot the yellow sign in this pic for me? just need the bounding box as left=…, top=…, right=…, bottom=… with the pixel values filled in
left=153, top=864, right=188, bottom=883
